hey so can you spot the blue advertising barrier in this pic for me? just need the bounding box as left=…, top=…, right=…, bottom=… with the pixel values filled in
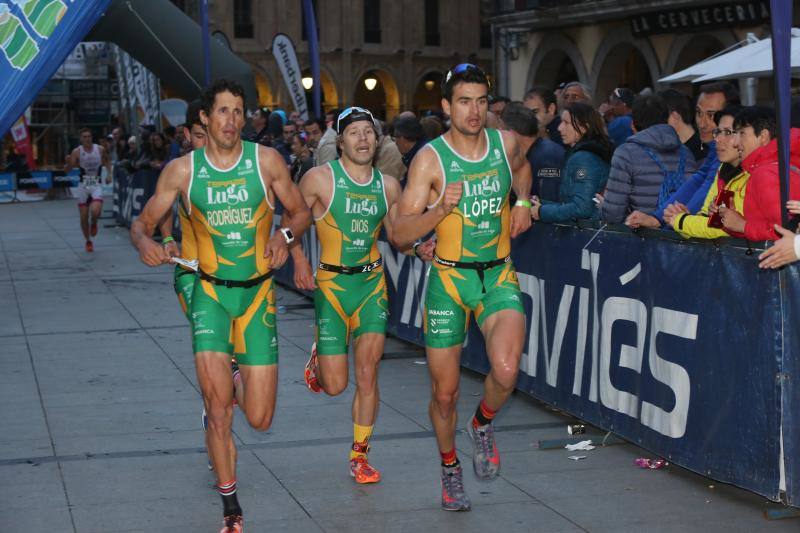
left=0, top=0, right=112, bottom=136
left=0, top=172, right=14, bottom=192
left=112, top=165, right=159, bottom=227
left=270, top=215, right=798, bottom=506
left=16, top=170, right=52, bottom=189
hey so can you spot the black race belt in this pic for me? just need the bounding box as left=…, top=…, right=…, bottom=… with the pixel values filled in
left=433, top=255, right=511, bottom=294
left=318, top=257, right=383, bottom=275
left=198, top=269, right=273, bottom=288
left=433, top=255, right=510, bottom=270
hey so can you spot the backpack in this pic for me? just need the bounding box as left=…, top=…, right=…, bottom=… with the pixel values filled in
left=641, top=145, right=687, bottom=209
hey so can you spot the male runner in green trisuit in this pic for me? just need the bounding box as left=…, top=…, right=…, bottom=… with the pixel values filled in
left=131, top=79, right=311, bottom=533
left=392, top=64, right=532, bottom=511
left=290, top=107, right=434, bottom=484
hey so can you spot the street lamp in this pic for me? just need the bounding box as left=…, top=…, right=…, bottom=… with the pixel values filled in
left=424, top=80, right=435, bottom=90
left=302, top=77, right=313, bottom=90
left=364, top=77, right=378, bottom=91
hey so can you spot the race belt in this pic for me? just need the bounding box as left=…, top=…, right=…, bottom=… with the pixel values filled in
left=81, top=175, right=100, bottom=186
left=318, top=257, right=383, bottom=275
left=433, top=255, right=510, bottom=270
left=433, top=254, right=511, bottom=293
left=198, top=269, right=273, bottom=288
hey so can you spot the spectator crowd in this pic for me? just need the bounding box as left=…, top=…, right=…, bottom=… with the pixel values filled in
left=57, top=75, right=800, bottom=251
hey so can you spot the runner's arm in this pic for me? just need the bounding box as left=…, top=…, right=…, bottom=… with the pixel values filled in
left=383, top=175, right=433, bottom=258
left=503, top=130, right=533, bottom=238
left=130, top=156, right=188, bottom=266
left=64, top=148, right=79, bottom=171
left=391, top=147, right=456, bottom=249
left=288, top=166, right=326, bottom=289
left=259, top=146, right=312, bottom=269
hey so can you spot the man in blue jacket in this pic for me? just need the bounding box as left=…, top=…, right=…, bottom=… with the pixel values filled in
left=624, top=84, right=737, bottom=229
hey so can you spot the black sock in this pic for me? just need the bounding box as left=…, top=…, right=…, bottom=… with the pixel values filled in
left=218, top=480, right=242, bottom=516
left=441, top=457, right=460, bottom=468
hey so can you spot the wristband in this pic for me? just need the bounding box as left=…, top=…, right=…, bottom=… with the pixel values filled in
left=412, top=242, right=422, bottom=259
left=162, top=236, right=175, bottom=245
left=515, top=199, right=532, bottom=208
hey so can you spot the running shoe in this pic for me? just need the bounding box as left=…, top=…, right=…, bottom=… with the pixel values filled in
left=85, top=240, right=93, bottom=253
left=202, top=407, right=212, bottom=471
left=304, top=342, right=321, bottom=393
left=465, top=420, right=501, bottom=480
left=219, top=514, right=243, bottom=533
left=90, top=219, right=98, bottom=237
left=349, top=457, right=381, bottom=484
left=441, top=463, right=471, bottom=511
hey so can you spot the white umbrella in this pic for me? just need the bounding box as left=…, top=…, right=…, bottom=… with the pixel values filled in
left=692, top=30, right=800, bottom=82
left=659, top=29, right=800, bottom=84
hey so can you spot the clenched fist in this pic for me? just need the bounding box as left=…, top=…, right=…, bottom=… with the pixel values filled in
left=438, top=181, right=463, bottom=216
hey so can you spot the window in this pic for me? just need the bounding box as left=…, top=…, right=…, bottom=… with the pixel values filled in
left=301, top=0, right=319, bottom=41
left=364, top=0, right=381, bottom=44
left=424, top=0, right=440, bottom=47
left=233, top=0, right=254, bottom=39
left=480, top=23, right=492, bottom=49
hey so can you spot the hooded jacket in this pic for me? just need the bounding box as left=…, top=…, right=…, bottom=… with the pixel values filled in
left=739, top=129, right=800, bottom=241
left=601, top=124, right=698, bottom=223
left=538, top=138, right=612, bottom=223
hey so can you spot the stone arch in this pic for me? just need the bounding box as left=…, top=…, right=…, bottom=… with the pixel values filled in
left=526, top=33, right=589, bottom=92
left=252, top=66, right=276, bottom=108
left=300, top=67, right=340, bottom=117
left=661, top=31, right=737, bottom=96
left=590, top=27, right=661, bottom=105
left=412, top=69, right=444, bottom=114
left=352, top=66, right=401, bottom=122
left=662, top=30, right=737, bottom=79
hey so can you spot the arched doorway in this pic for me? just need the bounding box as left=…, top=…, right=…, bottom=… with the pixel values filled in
left=353, top=69, right=400, bottom=122
left=525, top=33, right=589, bottom=93
left=301, top=69, right=339, bottom=118
left=254, top=71, right=275, bottom=108
left=593, top=43, right=655, bottom=105
left=665, top=34, right=727, bottom=97
left=412, top=71, right=443, bottom=115
left=532, top=50, right=578, bottom=90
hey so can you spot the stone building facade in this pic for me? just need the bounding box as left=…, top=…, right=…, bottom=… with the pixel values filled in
left=197, top=0, right=493, bottom=120
left=490, top=0, right=797, bottom=105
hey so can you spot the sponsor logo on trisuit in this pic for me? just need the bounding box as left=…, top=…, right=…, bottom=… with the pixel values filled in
left=450, top=160, right=462, bottom=172
left=198, top=166, right=210, bottom=179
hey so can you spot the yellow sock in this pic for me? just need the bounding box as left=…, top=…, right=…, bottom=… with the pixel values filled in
left=350, top=423, right=374, bottom=460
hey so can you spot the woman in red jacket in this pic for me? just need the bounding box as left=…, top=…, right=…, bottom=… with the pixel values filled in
left=717, top=107, right=800, bottom=241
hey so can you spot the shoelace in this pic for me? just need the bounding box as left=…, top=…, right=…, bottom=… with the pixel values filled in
left=223, top=515, right=242, bottom=529
left=353, top=458, right=377, bottom=476
left=444, top=468, right=465, bottom=494
left=475, top=425, right=495, bottom=457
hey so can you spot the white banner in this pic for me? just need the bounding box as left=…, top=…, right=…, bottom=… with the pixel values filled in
left=271, top=33, right=309, bottom=121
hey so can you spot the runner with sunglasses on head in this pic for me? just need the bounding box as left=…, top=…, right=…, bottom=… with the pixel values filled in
left=391, top=64, right=532, bottom=511
left=291, top=107, right=435, bottom=484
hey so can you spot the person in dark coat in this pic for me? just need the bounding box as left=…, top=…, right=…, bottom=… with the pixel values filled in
left=601, top=95, right=698, bottom=224
left=530, top=103, right=613, bottom=223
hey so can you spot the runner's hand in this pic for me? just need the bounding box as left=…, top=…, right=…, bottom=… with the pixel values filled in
left=438, top=181, right=463, bottom=216
left=139, top=238, right=171, bottom=266
left=163, top=240, right=180, bottom=258
left=416, top=238, right=436, bottom=262
left=264, top=232, right=289, bottom=269
left=293, top=255, right=315, bottom=290
left=510, top=203, right=532, bottom=237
